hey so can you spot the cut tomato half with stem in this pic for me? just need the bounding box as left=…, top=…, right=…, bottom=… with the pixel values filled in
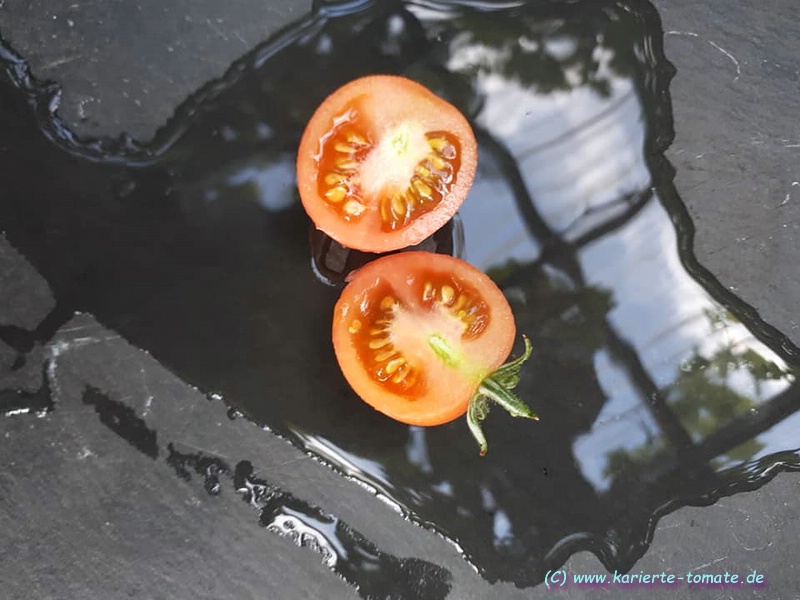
left=297, top=75, right=478, bottom=253
left=332, top=252, right=537, bottom=455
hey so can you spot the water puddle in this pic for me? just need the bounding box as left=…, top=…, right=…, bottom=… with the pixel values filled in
left=1, top=0, right=799, bottom=590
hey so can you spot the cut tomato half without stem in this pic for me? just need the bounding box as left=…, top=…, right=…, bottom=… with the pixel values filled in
left=297, top=75, right=478, bottom=253
left=331, top=252, right=538, bottom=455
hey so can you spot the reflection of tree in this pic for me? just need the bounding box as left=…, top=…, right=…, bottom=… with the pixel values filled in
left=432, top=1, right=647, bottom=97
left=489, top=260, right=614, bottom=352
left=605, top=310, right=795, bottom=478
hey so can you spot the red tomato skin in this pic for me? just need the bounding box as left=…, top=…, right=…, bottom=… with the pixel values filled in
left=297, top=75, right=478, bottom=253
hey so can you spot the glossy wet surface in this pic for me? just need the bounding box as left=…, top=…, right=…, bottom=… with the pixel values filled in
left=1, top=0, right=799, bottom=593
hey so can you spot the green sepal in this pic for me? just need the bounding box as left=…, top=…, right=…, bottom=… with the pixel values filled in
left=466, top=336, right=538, bottom=456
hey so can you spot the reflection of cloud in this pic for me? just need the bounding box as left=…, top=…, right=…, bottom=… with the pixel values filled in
left=458, top=148, right=541, bottom=269
left=580, top=198, right=793, bottom=393
left=406, top=426, right=434, bottom=475
left=225, top=154, right=297, bottom=212
left=484, top=77, right=649, bottom=235
left=574, top=349, right=660, bottom=491
left=751, top=411, right=800, bottom=465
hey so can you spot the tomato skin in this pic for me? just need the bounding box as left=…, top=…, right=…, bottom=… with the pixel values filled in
left=332, top=252, right=515, bottom=426
left=297, top=75, right=478, bottom=253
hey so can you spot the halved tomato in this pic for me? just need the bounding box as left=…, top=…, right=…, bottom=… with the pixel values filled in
left=297, top=75, right=478, bottom=253
left=332, top=252, right=537, bottom=455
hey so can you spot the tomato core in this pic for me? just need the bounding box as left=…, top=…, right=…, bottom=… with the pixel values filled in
left=345, top=271, right=491, bottom=398
left=315, top=115, right=462, bottom=232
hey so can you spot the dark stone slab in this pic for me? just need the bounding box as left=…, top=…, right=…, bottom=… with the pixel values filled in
left=0, top=233, right=55, bottom=330
left=656, top=0, right=800, bottom=346
left=0, top=0, right=310, bottom=141
left=1, top=0, right=799, bottom=598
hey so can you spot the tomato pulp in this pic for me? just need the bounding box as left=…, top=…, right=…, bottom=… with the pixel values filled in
left=332, top=252, right=536, bottom=454
left=297, top=75, right=478, bottom=253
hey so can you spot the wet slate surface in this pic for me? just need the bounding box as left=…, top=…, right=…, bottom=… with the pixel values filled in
left=0, top=0, right=311, bottom=141
left=1, top=1, right=799, bottom=599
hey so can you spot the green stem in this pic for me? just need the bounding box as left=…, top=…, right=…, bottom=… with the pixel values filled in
left=466, top=336, right=538, bottom=456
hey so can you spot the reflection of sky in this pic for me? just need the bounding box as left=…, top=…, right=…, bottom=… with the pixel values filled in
left=747, top=411, right=800, bottom=466
left=223, top=153, right=296, bottom=212
left=574, top=350, right=660, bottom=491
left=579, top=197, right=793, bottom=393
left=441, top=17, right=797, bottom=493
left=449, top=37, right=651, bottom=238
left=458, top=148, right=541, bottom=269
left=574, top=196, right=795, bottom=490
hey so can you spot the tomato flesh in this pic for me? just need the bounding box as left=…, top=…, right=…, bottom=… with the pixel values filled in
left=332, top=252, right=515, bottom=426
left=298, top=76, right=477, bottom=253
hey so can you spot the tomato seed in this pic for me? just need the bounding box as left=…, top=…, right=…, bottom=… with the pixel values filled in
left=391, top=194, right=408, bottom=219
left=374, top=349, right=398, bottom=362
left=429, top=155, right=447, bottom=171
left=385, top=357, right=406, bottom=374
left=439, top=144, right=457, bottom=160
left=392, top=365, right=415, bottom=386
left=346, top=132, right=368, bottom=146
left=343, top=200, right=365, bottom=217
left=368, top=337, right=391, bottom=349
left=452, top=294, right=468, bottom=312
left=325, top=186, right=347, bottom=203
left=428, top=137, right=448, bottom=152
left=335, top=158, right=359, bottom=170
left=440, top=285, right=455, bottom=305
left=412, top=178, right=434, bottom=200
left=324, top=172, right=346, bottom=185
left=334, top=141, right=355, bottom=154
